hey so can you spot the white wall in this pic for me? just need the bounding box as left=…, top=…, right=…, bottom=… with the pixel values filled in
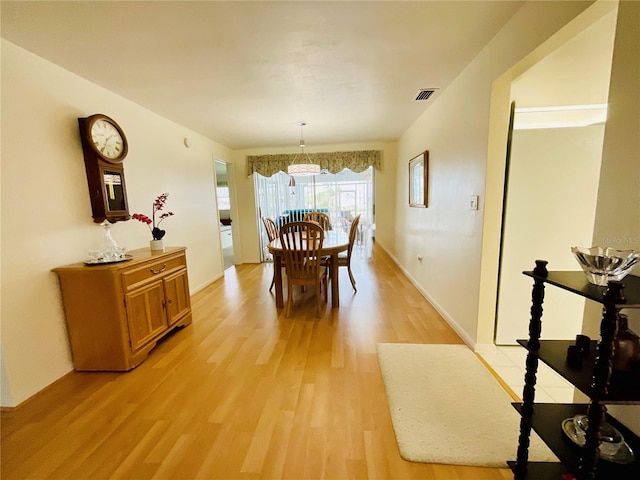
left=392, top=1, right=594, bottom=347
left=589, top=0, right=640, bottom=285
left=588, top=0, right=640, bottom=436
left=478, top=1, right=619, bottom=346
left=231, top=142, right=397, bottom=264
left=495, top=125, right=603, bottom=344
left=1, top=40, right=232, bottom=406
left=0, top=347, right=12, bottom=406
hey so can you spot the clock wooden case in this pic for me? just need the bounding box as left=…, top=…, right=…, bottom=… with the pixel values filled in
left=78, top=114, right=131, bottom=223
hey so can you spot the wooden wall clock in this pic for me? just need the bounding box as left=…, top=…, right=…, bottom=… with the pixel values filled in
left=78, top=114, right=131, bottom=223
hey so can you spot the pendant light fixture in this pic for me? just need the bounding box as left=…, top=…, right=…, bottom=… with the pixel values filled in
left=287, top=122, right=320, bottom=176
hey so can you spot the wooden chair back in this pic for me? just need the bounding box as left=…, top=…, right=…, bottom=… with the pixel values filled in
left=347, top=214, right=361, bottom=259
left=262, top=217, right=278, bottom=242
left=262, top=217, right=281, bottom=293
left=303, top=212, right=331, bottom=231
left=280, top=222, right=325, bottom=282
left=332, top=217, right=350, bottom=234
left=321, top=214, right=361, bottom=293
left=280, top=221, right=327, bottom=317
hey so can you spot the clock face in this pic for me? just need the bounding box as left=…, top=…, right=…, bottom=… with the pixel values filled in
left=90, top=118, right=125, bottom=161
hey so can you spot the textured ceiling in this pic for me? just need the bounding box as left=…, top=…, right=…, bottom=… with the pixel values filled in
left=1, top=1, right=525, bottom=149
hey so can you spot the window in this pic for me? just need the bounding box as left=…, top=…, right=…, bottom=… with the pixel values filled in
left=255, top=167, right=374, bottom=261
left=216, top=185, right=231, bottom=210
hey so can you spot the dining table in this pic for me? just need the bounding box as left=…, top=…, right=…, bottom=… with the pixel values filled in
left=268, top=230, right=350, bottom=309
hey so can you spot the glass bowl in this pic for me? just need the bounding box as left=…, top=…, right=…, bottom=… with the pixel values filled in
left=571, top=246, right=640, bottom=286
left=573, top=414, right=622, bottom=445
left=562, top=415, right=636, bottom=463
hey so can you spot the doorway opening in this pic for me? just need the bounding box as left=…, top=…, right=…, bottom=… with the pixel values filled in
left=493, top=8, right=617, bottom=345
left=215, top=160, right=234, bottom=269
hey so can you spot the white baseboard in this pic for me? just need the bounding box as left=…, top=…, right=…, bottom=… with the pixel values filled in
left=190, top=272, right=224, bottom=295
left=376, top=243, right=476, bottom=350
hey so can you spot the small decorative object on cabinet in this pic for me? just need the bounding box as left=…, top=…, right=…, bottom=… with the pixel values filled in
left=133, top=193, right=175, bottom=252
left=150, top=239, right=165, bottom=251
left=53, top=247, right=191, bottom=371
left=85, top=220, right=129, bottom=264
left=510, top=260, right=640, bottom=480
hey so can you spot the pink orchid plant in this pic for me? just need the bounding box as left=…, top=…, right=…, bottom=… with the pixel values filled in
left=132, top=193, right=175, bottom=240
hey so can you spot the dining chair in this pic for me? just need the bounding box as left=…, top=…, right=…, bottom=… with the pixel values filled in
left=262, top=217, right=280, bottom=292
left=279, top=221, right=328, bottom=318
left=332, top=217, right=350, bottom=234
left=323, top=214, right=361, bottom=292
left=303, top=211, right=331, bottom=231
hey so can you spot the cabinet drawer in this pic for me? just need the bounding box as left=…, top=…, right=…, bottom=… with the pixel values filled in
left=122, top=253, right=187, bottom=290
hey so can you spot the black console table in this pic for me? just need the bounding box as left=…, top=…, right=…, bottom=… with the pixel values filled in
left=510, top=260, right=640, bottom=480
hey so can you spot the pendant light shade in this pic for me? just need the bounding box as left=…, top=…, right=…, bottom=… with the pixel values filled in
left=288, top=163, right=321, bottom=176
left=287, top=122, right=320, bottom=176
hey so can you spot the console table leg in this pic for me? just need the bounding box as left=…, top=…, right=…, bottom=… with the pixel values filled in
left=578, top=281, right=624, bottom=479
left=515, top=260, right=548, bottom=474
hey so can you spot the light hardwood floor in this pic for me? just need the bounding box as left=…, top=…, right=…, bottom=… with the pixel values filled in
left=1, top=244, right=512, bottom=480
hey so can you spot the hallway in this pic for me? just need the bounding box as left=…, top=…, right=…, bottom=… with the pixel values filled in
left=2, top=244, right=512, bottom=479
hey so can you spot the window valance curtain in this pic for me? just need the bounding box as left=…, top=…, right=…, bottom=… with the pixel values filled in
left=246, top=150, right=382, bottom=177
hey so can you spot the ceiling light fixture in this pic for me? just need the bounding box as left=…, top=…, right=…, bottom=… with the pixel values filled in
left=287, top=122, right=320, bottom=176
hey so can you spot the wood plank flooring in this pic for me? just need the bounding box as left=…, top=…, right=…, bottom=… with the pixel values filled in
left=1, top=244, right=513, bottom=479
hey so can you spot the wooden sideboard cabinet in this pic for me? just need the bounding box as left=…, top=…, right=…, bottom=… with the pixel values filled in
left=53, top=247, right=192, bottom=371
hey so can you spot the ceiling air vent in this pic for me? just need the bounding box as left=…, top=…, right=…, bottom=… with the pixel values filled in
left=414, top=89, right=437, bottom=101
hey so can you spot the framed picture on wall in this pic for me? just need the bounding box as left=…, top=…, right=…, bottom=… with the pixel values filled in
left=409, top=150, right=428, bottom=207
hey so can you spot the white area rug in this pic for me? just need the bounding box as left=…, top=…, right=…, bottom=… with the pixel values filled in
left=377, top=343, right=558, bottom=467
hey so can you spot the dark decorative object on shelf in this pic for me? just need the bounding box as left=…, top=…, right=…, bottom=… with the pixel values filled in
left=567, top=335, right=592, bottom=368
left=566, top=344, right=583, bottom=369
left=576, top=334, right=591, bottom=354
left=613, top=313, right=640, bottom=375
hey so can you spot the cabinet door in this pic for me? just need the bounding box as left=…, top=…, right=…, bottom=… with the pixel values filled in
left=163, top=269, right=191, bottom=326
left=125, top=281, right=168, bottom=351
left=222, top=230, right=233, bottom=249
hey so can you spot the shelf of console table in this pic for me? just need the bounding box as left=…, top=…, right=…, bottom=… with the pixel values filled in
left=517, top=339, right=640, bottom=403
left=510, top=403, right=640, bottom=479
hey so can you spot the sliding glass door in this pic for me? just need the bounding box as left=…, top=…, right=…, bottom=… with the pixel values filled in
left=255, top=167, right=375, bottom=262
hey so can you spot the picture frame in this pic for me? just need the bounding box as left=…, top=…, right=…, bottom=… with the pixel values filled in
left=409, top=150, right=428, bottom=207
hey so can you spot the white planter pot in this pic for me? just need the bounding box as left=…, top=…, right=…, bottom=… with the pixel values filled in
left=150, top=239, right=165, bottom=251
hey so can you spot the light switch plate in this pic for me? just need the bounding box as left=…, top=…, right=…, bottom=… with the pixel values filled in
left=469, top=195, right=479, bottom=210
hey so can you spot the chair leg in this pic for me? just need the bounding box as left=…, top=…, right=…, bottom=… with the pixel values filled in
left=347, top=265, right=357, bottom=292
left=324, top=274, right=329, bottom=303
left=269, top=272, right=275, bottom=292
left=316, top=279, right=323, bottom=317
left=285, top=280, right=292, bottom=318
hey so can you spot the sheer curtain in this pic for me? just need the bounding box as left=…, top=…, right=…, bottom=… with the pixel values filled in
left=255, top=167, right=375, bottom=262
